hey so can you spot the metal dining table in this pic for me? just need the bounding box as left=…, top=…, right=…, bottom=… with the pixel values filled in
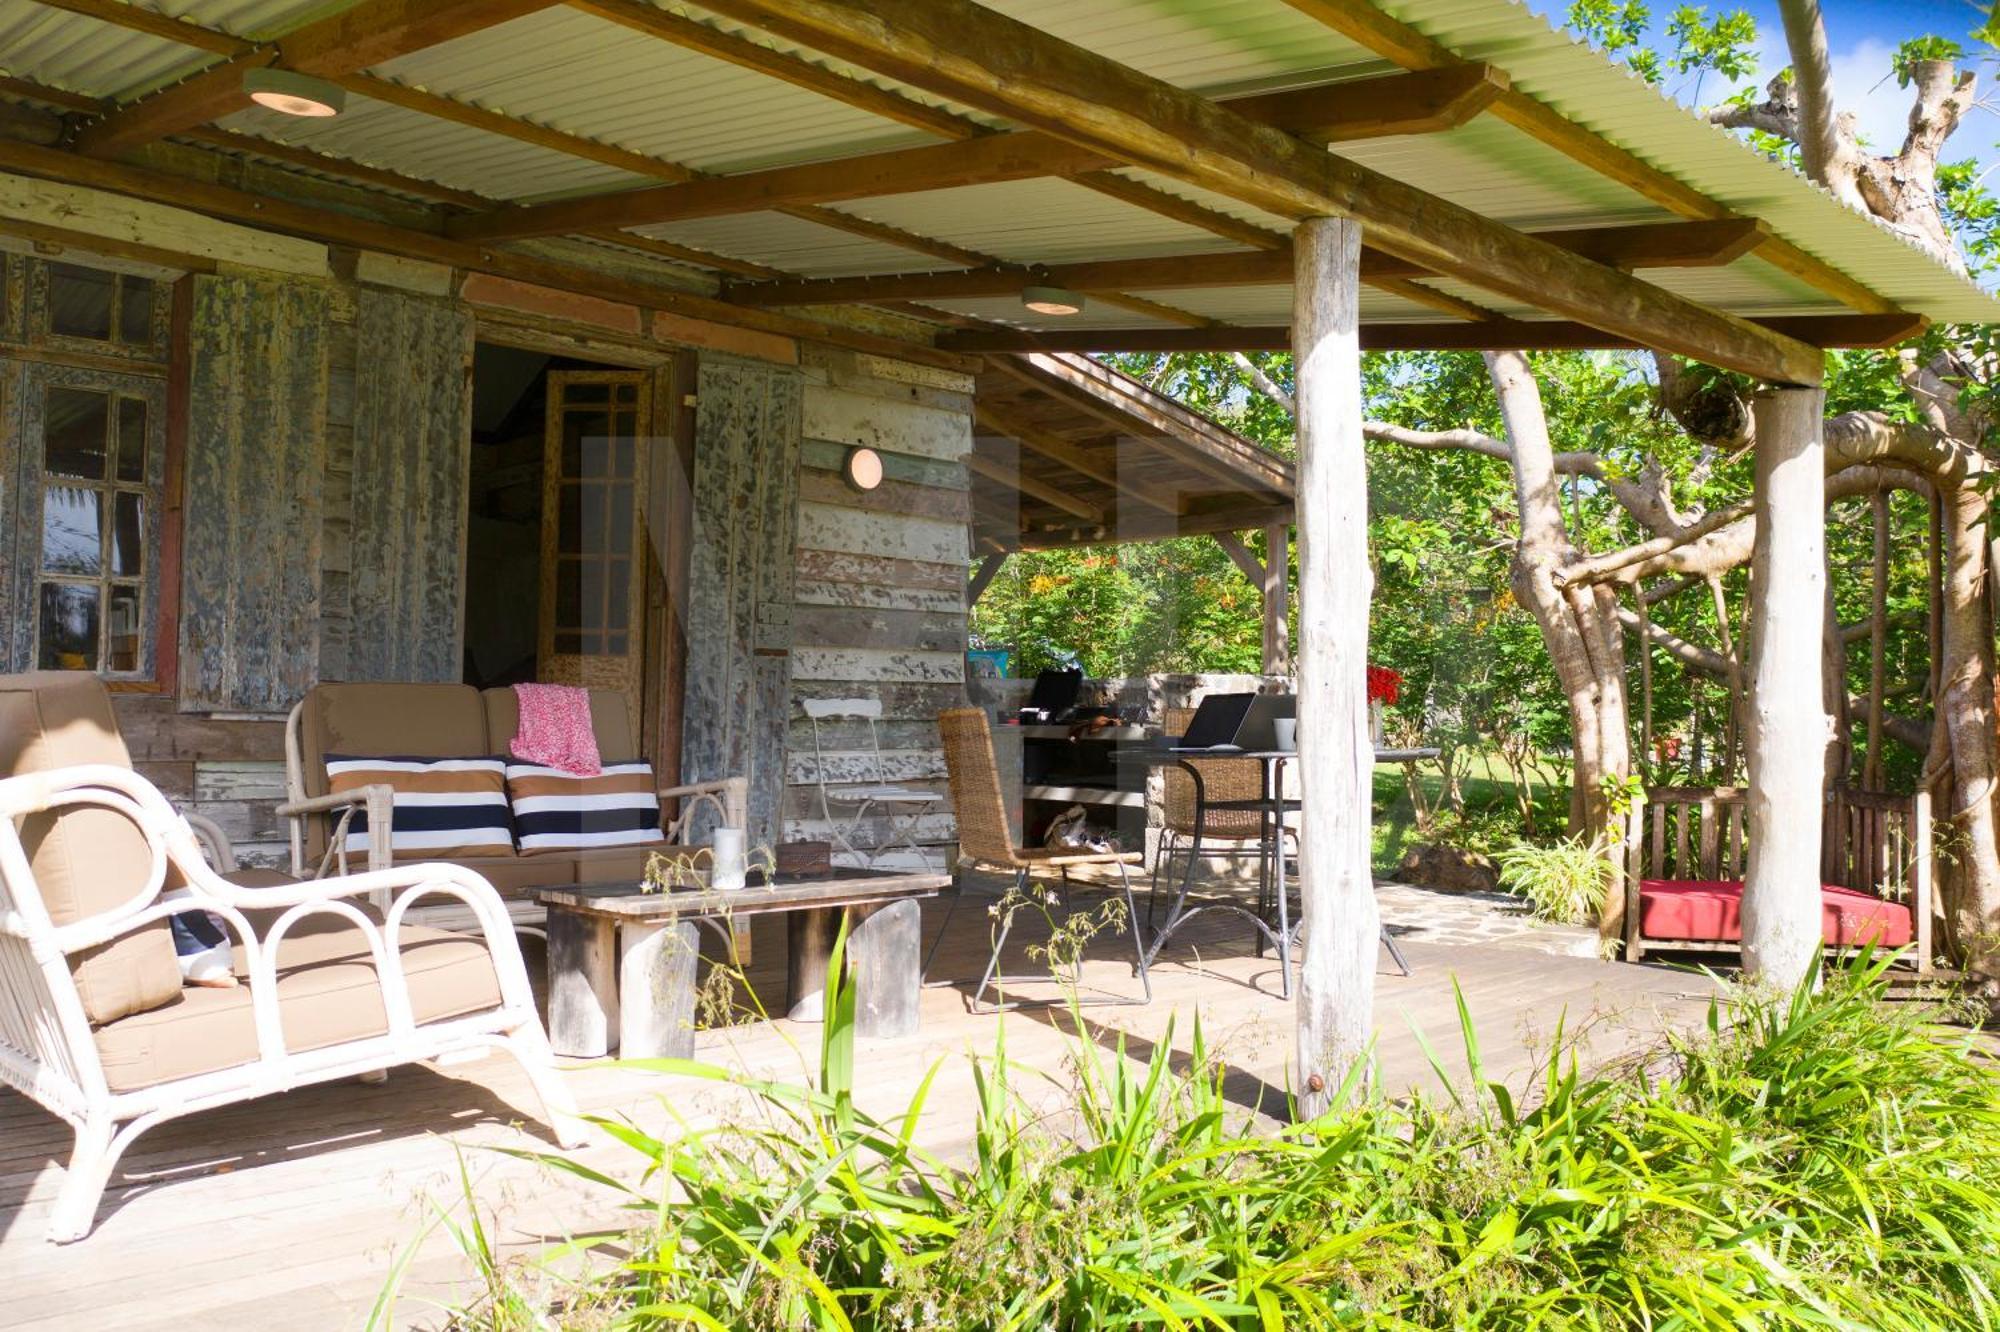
left=1121, top=745, right=1438, bottom=997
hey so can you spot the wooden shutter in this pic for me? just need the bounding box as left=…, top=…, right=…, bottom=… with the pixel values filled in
left=179, top=273, right=328, bottom=712
left=682, top=357, right=802, bottom=848
left=342, top=288, right=473, bottom=683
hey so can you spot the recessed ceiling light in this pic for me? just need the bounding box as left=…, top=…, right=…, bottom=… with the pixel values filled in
left=244, top=68, right=346, bottom=118
left=1021, top=284, right=1085, bottom=317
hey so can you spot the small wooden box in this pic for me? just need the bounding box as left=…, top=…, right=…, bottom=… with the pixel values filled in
left=777, top=840, right=833, bottom=876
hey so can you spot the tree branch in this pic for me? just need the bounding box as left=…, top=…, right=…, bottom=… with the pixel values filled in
left=1231, top=351, right=1294, bottom=414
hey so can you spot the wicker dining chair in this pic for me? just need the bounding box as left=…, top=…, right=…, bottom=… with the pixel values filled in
left=1154, top=706, right=1298, bottom=925
left=931, top=708, right=1150, bottom=1011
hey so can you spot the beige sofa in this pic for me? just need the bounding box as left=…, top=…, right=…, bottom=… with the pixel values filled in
left=282, top=682, right=744, bottom=903
left=0, top=672, right=581, bottom=1242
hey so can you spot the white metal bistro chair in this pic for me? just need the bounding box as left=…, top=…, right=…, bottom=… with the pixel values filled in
left=802, top=698, right=942, bottom=869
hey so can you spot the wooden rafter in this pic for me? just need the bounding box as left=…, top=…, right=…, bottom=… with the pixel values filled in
left=940, top=313, right=1929, bottom=353
left=0, top=136, right=980, bottom=373
left=994, top=354, right=1295, bottom=497
left=1223, top=64, right=1507, bottom=143
left=1009, top=501, right=1297, bottom=551
left=723, top=219, right=1768, bottom=306
left=973, top=400, right=1184, bottom=514
left=73, top=0, right=564, bottom=157
left=446, top=132, right=1119, bottom=242
left=689, top=0, right=1824, bottom=384
left=443, top=64, right=1510, bottom=244
left=1276, top=0, right=1899, bottom=316
left=966, top=449, right=1104, bottom=522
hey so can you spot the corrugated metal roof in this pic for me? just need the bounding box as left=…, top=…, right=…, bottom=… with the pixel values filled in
left=1, top=0, right=1991, bottom=325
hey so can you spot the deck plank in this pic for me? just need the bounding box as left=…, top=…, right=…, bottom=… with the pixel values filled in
left=0, top=881, right=1715, bottom=1328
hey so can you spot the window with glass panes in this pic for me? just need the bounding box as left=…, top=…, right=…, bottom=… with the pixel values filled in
left=32, top=380, right=162, bottom=674
left=1, top=256, right=173, bottom=680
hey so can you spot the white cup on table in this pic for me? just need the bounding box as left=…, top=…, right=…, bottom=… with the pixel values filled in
left=1273, top=718, right=1297, bottom=752
left=710, top=826, right=747, bottom=891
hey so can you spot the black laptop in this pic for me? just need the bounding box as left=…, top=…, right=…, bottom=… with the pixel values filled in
left=1170, top=693, right=1295, bottom=751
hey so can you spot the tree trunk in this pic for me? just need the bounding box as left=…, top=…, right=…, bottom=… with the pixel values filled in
left=1935, top=480, right=2000, bottom=984
left=1290, top=216, right=1376, bottom=1120
left=1484, top=352, right=1631, bottom=930
left=1741, top=386, right=1829, bottom=989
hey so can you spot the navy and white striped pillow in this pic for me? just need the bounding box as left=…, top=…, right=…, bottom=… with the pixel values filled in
left=505, top=760, right=666, bottom=854
left=323, top=755, right=513, bottom=860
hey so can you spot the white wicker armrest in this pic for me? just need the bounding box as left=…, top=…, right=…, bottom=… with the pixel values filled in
left=180, top=810, right=238, bottom=874
left=275, top=784, right=395, bottom=876
left=659, top=776, right=749, bottom=841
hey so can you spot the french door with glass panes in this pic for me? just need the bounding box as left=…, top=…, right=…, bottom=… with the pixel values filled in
left=4, top=363, right=168, bottom=678
left=539, top=370, right=650, bottom=711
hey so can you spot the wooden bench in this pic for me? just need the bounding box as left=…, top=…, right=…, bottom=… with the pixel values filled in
left=1621, top=785, right=1933, bottom=973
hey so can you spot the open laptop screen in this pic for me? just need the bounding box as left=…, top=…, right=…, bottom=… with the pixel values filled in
left=1173, top=693, right=1255, bottom=749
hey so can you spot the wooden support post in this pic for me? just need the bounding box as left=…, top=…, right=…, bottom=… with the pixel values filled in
left=967, top=552, right=1007, bottom=608
left=1263, top=523, right=1292, bottom=678
left=848, top=897, right=923, bottom=1038
left=1741, top=385, right=1828, bottom=989
left=618, top=918, right=701, bottom=1060
left=1290, top=216, right=1377, bottom=1119
left=547, top=910, right=619, bottom=1058
left=1865, top=493, right=1889, bottom=788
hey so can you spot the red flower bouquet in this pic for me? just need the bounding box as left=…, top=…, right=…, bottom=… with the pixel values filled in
left=1366, top=665, right=1402, bottom=706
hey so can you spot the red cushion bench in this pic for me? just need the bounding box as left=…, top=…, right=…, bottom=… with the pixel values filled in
left=1636, top=879, right=1914, bottom=949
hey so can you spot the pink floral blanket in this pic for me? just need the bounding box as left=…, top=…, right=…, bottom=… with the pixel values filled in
left=510, top=683, right=602, bottom=776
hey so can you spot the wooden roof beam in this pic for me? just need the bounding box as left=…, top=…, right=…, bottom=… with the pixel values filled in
left=692, top=0, right=1823, bottom=384
left=941, top=313, right=1929, bottom=354
left=72, top=0, right=563, bottom=158
left=0, top=136, right=981, bottom=373
left=445, top=132, right=1116, bottom=242
left=1011, top=501, right=1298, bottom=551
left=723, top=218, right=1769, bottom=306
left=1277, top=0, right=1899, bottom=316
left=1223, top=64, right=1508, bottom=143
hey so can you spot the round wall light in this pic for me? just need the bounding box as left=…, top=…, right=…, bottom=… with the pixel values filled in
left=1021, top=284, right=1085, bottom=317
left=244, top=68, right=347, bottom=118
left=844, top=446, right=884, bottom=492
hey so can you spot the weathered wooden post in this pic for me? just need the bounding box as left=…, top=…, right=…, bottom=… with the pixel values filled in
left=1291, top=215, right=1376, bottom=1119
left=1263, top=521, right=1292, bottom=677
left=1741, top=384, right=1828, bottom=988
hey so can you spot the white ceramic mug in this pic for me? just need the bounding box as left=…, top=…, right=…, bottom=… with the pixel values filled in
left=1273, top=718, right=1298, bottom=752
left=710, top=826, right=747, bottom=891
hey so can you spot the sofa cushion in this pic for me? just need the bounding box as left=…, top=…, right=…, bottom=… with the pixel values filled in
left=325, top=755, right=513, bottom=861
left=94, top=908, right=504, bottom=1093
left=299, top=684, right=490, bottom=801
left=0, top=672, right=181, bottom=1026
left=1637, top=879, right=1915, bottom=949
left=507, top=760, right=665, bottom=854
left=483, top=687, right=638, bottom=765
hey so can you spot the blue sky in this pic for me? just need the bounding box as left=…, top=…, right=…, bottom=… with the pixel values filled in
left=1529, top=0, right=1998, bottom=181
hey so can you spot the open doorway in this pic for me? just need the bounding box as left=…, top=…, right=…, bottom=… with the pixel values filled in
left=463, top=342, right=651, bottom=699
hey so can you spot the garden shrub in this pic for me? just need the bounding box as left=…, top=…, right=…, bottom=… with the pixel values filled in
left=408, top=949, right=2000, bottom=1331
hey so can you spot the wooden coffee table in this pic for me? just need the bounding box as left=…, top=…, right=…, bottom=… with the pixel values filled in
left=537, top=869, right=949, bottom=1059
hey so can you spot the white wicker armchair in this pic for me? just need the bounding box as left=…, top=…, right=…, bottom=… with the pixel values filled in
left=0, top=758, right=584, bottom=1243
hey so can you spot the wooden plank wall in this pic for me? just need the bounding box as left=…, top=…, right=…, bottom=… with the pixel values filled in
left=178, top=272, right=329, bottom=714
left=343, top=288, right=474, bottom=682
left=784, top=347, right=973, bottom=870
left=683, top=356, right=804, bottom=849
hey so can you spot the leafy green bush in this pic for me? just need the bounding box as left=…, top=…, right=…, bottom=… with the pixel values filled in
left=408, top=950, right=2000, bottom=1330
left=1495, top=834, right=1615, bottom=924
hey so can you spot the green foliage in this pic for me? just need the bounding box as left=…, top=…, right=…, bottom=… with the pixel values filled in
left=1567, top=0, right=1661, bottom=82
left=1496, top=835, right=1615, bottom=924
left=420, top=953, right=2000, bottom=1329
left=1894, top=35, right=1967, bottom=86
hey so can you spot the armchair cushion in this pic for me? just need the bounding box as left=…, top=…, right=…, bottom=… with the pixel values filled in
left=95, top=906, right=505, bottom=1093
left=0, top=672, right=181, bottom=1026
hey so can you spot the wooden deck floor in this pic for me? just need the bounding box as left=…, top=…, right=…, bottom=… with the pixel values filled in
left=0, top=878, right=1720, bottom=1329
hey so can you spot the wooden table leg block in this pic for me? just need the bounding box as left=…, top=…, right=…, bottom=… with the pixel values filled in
left=849, top=896, right=921, bottom=1039
left=619, top=918, right=700, bottom=1060
left=547, top=909, right=618, bottom=1058
left=787, top=906, right=836, bottom=1021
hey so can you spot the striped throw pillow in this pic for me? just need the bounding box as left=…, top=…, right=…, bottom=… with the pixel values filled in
left=506, top=760, right=666, bottom=854
left=323, top=755, right=513, bottom=860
